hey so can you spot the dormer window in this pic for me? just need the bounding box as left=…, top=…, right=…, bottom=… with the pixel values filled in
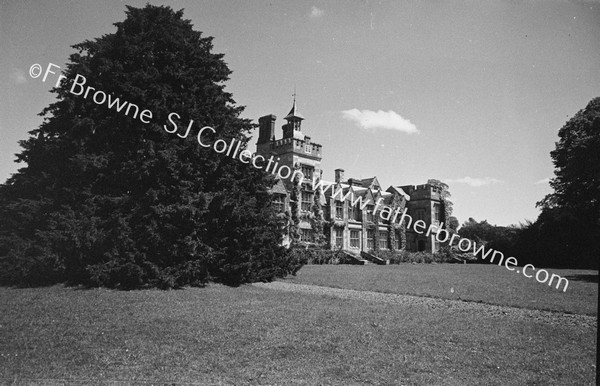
left=272, top=195, right=285, bottom=213
left=366, top=204, right=374, bottom=222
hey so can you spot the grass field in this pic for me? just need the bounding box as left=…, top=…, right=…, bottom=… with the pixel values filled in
left=0, top=264, right=597, bottom=385
left=286, top=264, right=598, bottom=315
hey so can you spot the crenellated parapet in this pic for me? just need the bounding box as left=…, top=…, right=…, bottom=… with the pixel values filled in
left=399, top=184, right=442, bottom=201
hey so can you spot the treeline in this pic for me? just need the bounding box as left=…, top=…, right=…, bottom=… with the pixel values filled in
left=461, top=96, right=600, bottom=270
left=458, top=212, right=599, bottom=269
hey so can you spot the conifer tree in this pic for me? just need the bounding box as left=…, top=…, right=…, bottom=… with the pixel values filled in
left=0, top=5, right=293, bottom=288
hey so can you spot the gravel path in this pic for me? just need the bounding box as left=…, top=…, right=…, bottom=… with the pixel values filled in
left=253, top=281, right=597, bottom=328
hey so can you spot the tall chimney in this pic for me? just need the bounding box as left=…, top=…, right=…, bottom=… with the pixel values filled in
left=257, top=114, right=276, bottom=144
left=335, top=168, right=345, bottom=183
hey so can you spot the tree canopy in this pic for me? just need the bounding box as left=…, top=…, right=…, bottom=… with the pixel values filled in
left=0, top=5, right=300, bottom=288
left=527, top=96, right=600, bottom=268
left=538, top=97, right=600, bottom=225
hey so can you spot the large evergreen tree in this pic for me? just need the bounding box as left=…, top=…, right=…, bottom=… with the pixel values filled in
left=0, top=5, right=296, bottom=288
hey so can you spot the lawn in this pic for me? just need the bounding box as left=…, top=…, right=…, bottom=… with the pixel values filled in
left=0, top=274, right=596, bottom=385
left=286, top=264, right=598, bottom=315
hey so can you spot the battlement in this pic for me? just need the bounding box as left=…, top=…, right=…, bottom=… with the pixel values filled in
left=399, top=183, right=442, bottom=201
left=261, top=134, right=322, bottom=158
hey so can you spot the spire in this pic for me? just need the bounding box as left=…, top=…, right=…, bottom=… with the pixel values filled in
left=284, top=87, right=304, bottom=121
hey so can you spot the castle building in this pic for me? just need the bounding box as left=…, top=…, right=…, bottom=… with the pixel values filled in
left=256, top=99, right=445, bottom=254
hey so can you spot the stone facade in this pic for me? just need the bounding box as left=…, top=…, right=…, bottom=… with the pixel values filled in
left=399, top=184, right=444, bottom=253
left=256, top=101, right=444, bottom=254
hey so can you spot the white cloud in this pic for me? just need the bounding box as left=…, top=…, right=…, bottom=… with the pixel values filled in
left=445, top=176, right=502, bottom=187
left=11, top=68, right=26, bottom=84
left=310, top=6, right=324, bottom=18
left=535, top=177, right=551, bottom=185
left=341, top=108, right=419, bottom=134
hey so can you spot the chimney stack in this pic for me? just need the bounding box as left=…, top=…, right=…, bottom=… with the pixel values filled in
left=257, top=114, right=276, bottom=144
left=335, top=168, right=345, bottom=183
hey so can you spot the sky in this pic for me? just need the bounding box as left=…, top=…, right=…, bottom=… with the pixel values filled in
left=1, top=0, right=599, bottom=226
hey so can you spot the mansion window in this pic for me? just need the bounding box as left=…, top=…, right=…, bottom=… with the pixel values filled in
left=366, top=205, right=374, bottom=222
left=367, top=230, right=374, bottom=250
left=347, top=202, right=354, bottom=221
left=335, top=201, right=344, bottom=220
left=301, top=164, right=314, bottom=180
left=300, top=229, right=313, bottom=242
left=416, top=209, right=426, bottom=221
left=272, top=195, right=285, bottom=213
left=304, top=144, right=311, bottom=154
left=396, top=231, right=402, bottom=250
left=350, top=230, right=361, bottom=249
left=379, top=231, right=388, bottom=249
left=335, top=228, right=344, bottom=248
left=301, top=191, right=313, bottom=212
left=433, top=204, right=440, bottom=222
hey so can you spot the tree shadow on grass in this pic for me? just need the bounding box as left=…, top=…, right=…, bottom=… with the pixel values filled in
left=562, top=273, right=598, bottom=283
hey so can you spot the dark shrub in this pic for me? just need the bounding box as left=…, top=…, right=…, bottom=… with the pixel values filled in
left=288, top=247, right=347, bottom=265
left=385, top=250, right=442, bottom=264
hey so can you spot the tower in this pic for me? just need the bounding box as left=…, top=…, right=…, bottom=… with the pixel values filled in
left=282, top=93, right=305, bottom=139
left=256, top=95, right=322, bottom=190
